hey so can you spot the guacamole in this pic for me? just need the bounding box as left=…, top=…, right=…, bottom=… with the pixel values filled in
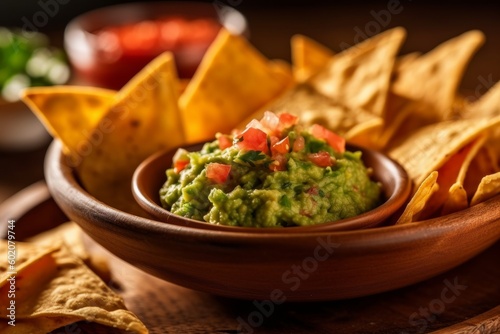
left=160, top=112, right=381, bottom=227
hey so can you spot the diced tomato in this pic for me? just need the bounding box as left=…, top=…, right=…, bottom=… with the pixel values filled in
left=206, top=163, right=231, bottom=183
left=269, top=135, right=279, bottom=147
left=172, top=148, right=189, bottom=173
left=174, top=159, right=189, bottom=173
left=269, top=154, right=287, bottom=171
left=308, top=151, right=334, bottom=167
left=306, top=186, right=319, bottom=195
left=236, top=127, right=269, bottom=154
left=293, top=135, right=305, bottom=152
left=278, top=112, right=298, bottom=130
left=310, top=124, right=346, bottom=153
left=217, top=134, right=233, bottom=150
left=271, top=136, right=290, bottom=155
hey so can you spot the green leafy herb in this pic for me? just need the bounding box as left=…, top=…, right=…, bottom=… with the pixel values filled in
left=236, top=150, right=267, bottom=167
left=279, top=195, right=291, bottom=208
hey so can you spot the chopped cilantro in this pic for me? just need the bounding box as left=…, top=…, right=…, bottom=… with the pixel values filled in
left=279, top=195, right=291, bottom=208
left=236, top=150, right=267, bottom=167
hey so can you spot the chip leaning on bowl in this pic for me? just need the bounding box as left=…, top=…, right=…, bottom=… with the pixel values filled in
left=160, top=112, right=381, bottom=227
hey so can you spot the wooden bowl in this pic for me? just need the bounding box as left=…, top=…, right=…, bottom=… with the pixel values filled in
left=45, top=140, right=500, bottom=301
left=132, top=143, right=411, bottom=232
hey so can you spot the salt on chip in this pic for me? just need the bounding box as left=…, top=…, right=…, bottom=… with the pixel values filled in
left=310, top=27, right=406, bottom=118
left=396, top=171, right=439, bottom=224
left=20, top=86, right=116, bottom=159
left=0, top=241, right=148, bottom=334
left=77, top=52, right=184, bottom=214
left=291, top=34, right=334, bottom=81
left=179, top=29, right=293, bottom=143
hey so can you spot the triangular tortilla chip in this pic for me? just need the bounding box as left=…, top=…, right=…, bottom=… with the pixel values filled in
left=464, top=145, right=499, bottom=198
left=179, top=29, right=293, bottom=143
left=389, top=117, right=499, bottom=186
left=78, top=52, right=184, bottom=214
left=291, top=34, right=334, bottom=81
left=381, top=30, right=485, bottom=148
left=251, top=83, right=381, bottom=137
left=0, top=242, right=148, bottom=334
left=463, top=80, right=500, bottom=119
left=20, top=86, right=116, bottom=159
left=310, top=27, right=406, bottom=118
left=470, top=172, right=500, bottom=206
left=396, top=171, right=439, bottom=224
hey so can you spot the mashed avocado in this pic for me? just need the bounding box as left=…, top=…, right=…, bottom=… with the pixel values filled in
left=160, top=113, right=381, bottom=227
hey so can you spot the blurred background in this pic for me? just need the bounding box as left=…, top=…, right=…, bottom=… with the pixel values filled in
left=1, top=0, right=499, bottom=202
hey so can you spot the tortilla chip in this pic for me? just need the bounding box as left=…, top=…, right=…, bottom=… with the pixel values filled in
left=464, top=145, right=499, bottom=198
left=396, top=171, right=439, bottom=224
left=27, top=222, right=88, bottom=261
left=26, top=222, right=112, bottom=282
left=179, top=29, right=293, bottom=143
left=344, top=117, right=384, bottom=149
left=394, top=52, right=421, bottom=72
left=291, top=34, right=334, bottom=81
left=470, top=172, right=500, bottom=206
left=438, top=136, right=485, bottom=215
left=388, top=117, right=499, bottom=186
left=382, top=30, right=485, bottom=148
left=441, top=184, right=468, bottom=216
left=0, top=241, right=148, bottom=334
left=394, top=30, right=484, bottom=121
left=310, top=27, right=406, bottom=118
left=77, top=52, right=184, bottom=214
left=251, top=83, right=380, bottom=137
left=463, top=80, right=500, bottom=119
left=20, top=87, right=116, bottom=159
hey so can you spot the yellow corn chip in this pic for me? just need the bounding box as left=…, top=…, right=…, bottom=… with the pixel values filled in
left=464, top=145, right=499, bottom=198
left=470, top=172, right=500, bottom=206
left=77, top=52, right=184, bottom=214
left=439, top=135, right=485, bottom=215
left=0, top=241, right=148, bottom=334
left=291, top=34, right=334, bottom=81
left=180, top=29, right=293, bottom=143
left=389, top=117, right=499, bottom=186
left=382, top=30, right=485, bottom=148
left=20, top=87, right=116, bottom=159
left=463, top=80, right=500, bottom=119
left=396, top=171, right=439, bottom=224
left=310, top=27, right=406, bottom=118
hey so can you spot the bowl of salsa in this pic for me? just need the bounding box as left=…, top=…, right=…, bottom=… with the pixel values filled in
left=64, top=1, right=248, bottom=89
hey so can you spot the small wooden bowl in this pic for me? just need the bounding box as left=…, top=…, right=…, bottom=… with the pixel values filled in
left=45, top=140, right=500, bottom=301
left=132, top=143, right=411, bottom=232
